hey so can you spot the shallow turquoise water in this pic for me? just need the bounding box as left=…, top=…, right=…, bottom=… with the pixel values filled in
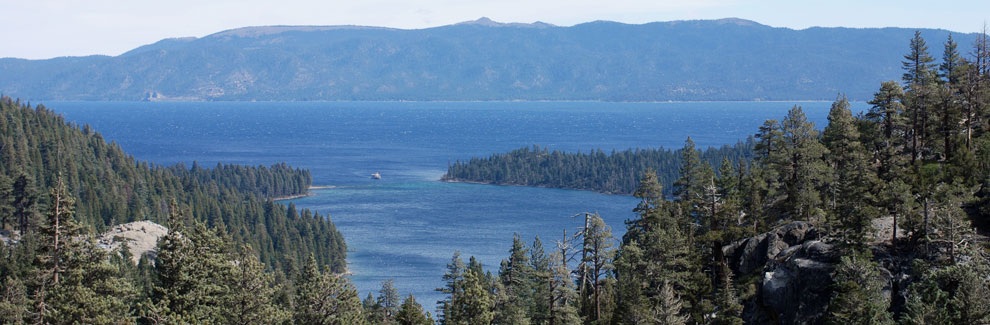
left=48, top=100, right=864, bottom=309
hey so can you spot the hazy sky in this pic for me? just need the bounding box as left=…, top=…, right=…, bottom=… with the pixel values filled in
left=3, top=0, right=988, bottom=59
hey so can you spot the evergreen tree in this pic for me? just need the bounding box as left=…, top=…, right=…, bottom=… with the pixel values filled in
left=615, top=171, right=699, bottom=324
left=576, top=213, right=615, bottom=323
left=940, top=34, right=964, bottom=84
left=0, top=276, right=29, bottom=324
left=397, top=294, right=433, bottom=325
left=822, top=96, right=880, bottom=246
left=33, top=174, right=135, bottom=323
left=33, top=174, right=83, bottom=323
left=904, top=31, right=938, bottom=87
left=293, top=256, right=365, bottom=325
left=377, top=278, right=402, bottom=324
left=0, top=175, right=12, bottom=230
left=44, top=238, right=136, bottom=324
left=436, top=251, right=465, bottom=325
left=865, top=81, right=914, bottom=244
left=780, top=106, right=829, bottom=221
left=931, top=180, right=974, bottom=264
left=751, top=118, right=787, bottom=224
left=450, top=268, right=495, bottom=325
left=11, top=173, right=40, bottom=233
left=530, top=237, right=553, bottom=325
left=363, top=292, right=381, bottom=324
left=673, top=138, right=705, bottom=220
left=902, top=31, right=938, bottom=163
left=827, top=251, right=893, bottom=325
left=902, top=258, right=990, bottom=324
left=225, top=245, right=290, bottom=324
left=149, top=219, right=236, bottom=323
left=711, top=265, right=743, bottom=325
left=549, top=230, right=580, bottom=325
left=495, top=234, right=534, bottom=325
left=701, top=159, right=745, bottom=290
left=655, top=280, right=688, bottom=325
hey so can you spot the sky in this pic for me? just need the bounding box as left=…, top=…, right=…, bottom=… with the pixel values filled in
left=3, top=0, right=988, bottom=60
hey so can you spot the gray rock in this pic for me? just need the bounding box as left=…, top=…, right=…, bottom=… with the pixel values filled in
left=759, top=240, right=838, bottom=325
left=724, top=221, right=818, bottom=275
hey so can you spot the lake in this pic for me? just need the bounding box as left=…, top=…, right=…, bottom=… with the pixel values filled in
left=48, top=100, right=865, bottom=310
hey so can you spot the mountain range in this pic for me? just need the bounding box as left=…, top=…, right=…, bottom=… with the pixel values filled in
left=0, top=18, right=978, bottom=101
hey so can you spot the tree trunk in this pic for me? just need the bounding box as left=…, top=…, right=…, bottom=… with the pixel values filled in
left=924, top=197, right=931, bottom=258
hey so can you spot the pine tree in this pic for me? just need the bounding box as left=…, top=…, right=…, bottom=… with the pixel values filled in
left=935, top=34, right=966, bottom=164
left=293, top=256, right=365, bottom=325
left=0, top=276, right=29, bottom=324
left=436, top=252, right=465, bottom=325
left=904, top=31, right=938, bottom=87
left=11, top=173, right=40, bottom=233
left=616, top=171, right=699, bottom=324
left=33, top=174, right=84, bottom=323
left=865, top=81, right=915, bottom=244
left=397, top=294, right=432, bottom=325
left=673, top=138, right=705, bottom=221
left=931, top=180, right=974, bottom=264
left=576, top=213, right=615, bottom=323
left=902, top=31, right=938, bottom=163
left=530, top=236, right=553, bottom=325
left=701, top=159, right=745, bottom=289
left=902, top=257, right=990, bottom=324
left=0, top=175, right=12, bottom=230
left=940, top=34, right=964, bottom=85
left=751, top=119, right=786, bottom=224
left=225, top=245, right=290, bottom=324
left=363, top=292, right=381, bottom=324
left=655, top=280, right=688, bottom=325
left=780, top=106, right=829, bottom=222
left=35, top=174, right=135, bottom=323
left=712, top=265, right=743, bottom=325
left=377, top=278, right=402, bottom=324
left=822, top=96, right=880, bottom=246
left=827, top=251, right=893, bottom=325
left=550, top=230, right=580, bottom=325
left=450, top=268, right=495, bottom=325
left=45, top=238, right=136, bottom=324
left=495, top=234, right=534, bottom=325
left=147, top=201, right=239, bottom=323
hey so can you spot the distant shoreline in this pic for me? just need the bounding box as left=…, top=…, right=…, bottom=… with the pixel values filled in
left=271, top=185, right=336, bottom=201
left=440, top=178, right=630, bottom=196
left=47, top=99, right=845, bottom=104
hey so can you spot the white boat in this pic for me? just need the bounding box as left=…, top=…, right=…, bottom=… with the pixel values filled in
left=371, top=172, right=382, bottom=180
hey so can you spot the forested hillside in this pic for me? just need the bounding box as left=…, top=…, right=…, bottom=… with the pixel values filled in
left=0, top=18, right=979, bottom=101
left=0, top=97, right=363, bottom=323
left=0, top=97, right=344, bottom=272
left=3, top=24, right=990, bottom=325
left=422, top=31, right=990, bottom=324
left=442, top=141, right=753, bottom=195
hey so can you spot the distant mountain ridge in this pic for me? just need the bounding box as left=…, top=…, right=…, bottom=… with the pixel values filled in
left=0, top=18, right=978, bottom=101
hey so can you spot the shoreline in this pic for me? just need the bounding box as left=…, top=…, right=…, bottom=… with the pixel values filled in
left=440, top=178, right=632, bottom=196
left=271, top=185, right=336, bottom=201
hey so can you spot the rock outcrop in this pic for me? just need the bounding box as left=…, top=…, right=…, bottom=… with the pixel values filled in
left=98, top=220, right=168, bottom=264
left=722, top=221, right=929, bottom=324
left=724, top=222, right=839, bottom=324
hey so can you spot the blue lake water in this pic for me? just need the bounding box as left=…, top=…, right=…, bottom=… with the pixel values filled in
left=48, top=100, right=865, bottom=310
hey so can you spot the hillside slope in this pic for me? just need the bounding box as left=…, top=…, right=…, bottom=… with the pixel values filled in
left=0, top=18, right=978, bottom=101
left=0, top=97, right=346, bottom=272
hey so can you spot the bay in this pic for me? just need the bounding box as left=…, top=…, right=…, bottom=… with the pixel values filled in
left=48, top=100, right=865, bottom=310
